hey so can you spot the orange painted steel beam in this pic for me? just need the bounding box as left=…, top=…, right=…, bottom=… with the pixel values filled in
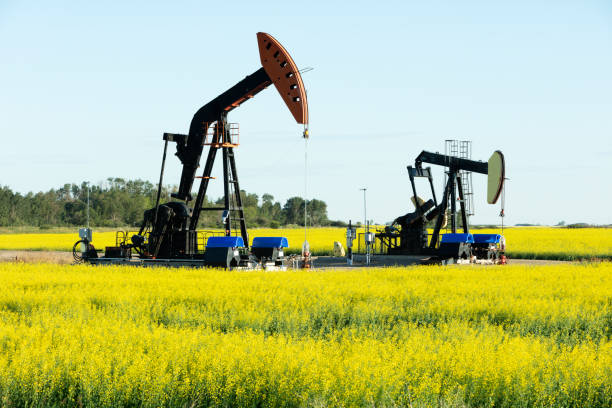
left=222, top=80, right=271, bottom=112
left=257, top=32, right=309, bottom=125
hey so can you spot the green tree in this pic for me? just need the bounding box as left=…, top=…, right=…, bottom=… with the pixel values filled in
left=0, top=181, right=341, bottom=228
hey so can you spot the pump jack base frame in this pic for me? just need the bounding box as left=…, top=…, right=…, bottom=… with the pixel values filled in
left=86, top=256, right=288, bottom=271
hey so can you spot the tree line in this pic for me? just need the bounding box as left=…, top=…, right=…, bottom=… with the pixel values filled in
left=0, top=178, right=345, bottom=229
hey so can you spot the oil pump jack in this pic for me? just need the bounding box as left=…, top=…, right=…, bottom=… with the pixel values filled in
left=76, top=33, right=309, bottom=268
left=375, top=148, right=506, bottom=264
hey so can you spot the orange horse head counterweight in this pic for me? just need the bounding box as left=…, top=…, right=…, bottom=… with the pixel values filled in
left=257, top=32, right=309, bottom=125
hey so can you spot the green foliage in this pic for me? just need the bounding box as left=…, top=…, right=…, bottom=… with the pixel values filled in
left=0, top=180, right=335, bottom=228
left=281, top=196, right=329, bottom=226
left=0, top=179, right=161, bottom=228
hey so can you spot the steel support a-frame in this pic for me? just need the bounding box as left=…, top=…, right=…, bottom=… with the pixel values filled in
left=189, top=115, right=249, bottom=248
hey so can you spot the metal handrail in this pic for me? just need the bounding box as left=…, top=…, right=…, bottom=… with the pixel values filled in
left=202, top=122, right=239, bottom=146
left=196, top=230, right=225, bottom=252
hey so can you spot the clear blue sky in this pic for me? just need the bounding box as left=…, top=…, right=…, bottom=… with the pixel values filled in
left=1, top=0, right=611, bottom=226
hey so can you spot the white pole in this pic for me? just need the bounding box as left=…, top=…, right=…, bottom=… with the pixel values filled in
left=304, top=136, right=308, bottom=240
left=360, top=188, right=369, bottom=264
left=360, top=188, right=367, bottom=231
left=302, top=125, right=310, bottom=263
left=86, top=183, right=90, bottom=230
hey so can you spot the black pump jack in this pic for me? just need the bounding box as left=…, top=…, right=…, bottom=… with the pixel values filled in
left=380, top=151, right=490, bottom=255
left=141, top=68, right=273, bottom=258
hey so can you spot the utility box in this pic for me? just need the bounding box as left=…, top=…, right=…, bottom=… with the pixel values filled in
left=79, top=228, right=92, bottom=242
left=346, top=225, right=356, bottom=249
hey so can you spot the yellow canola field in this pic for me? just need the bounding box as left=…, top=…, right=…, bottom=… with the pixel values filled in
left=0, top=226, right=610, bottom=260
left=482, top=226, right=612, bottom=260
left=0, top=262, right=609, bottom=407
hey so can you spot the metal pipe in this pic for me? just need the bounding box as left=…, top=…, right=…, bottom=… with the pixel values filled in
left=222, top=141, right=231, bottom=236
left=428, top=172, right=438, bottom=206
left=153, top=139, right=169, bottom=228
left=450, top=170, right=457, bottom=233
left=409, top=172, right=421, bottom=215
